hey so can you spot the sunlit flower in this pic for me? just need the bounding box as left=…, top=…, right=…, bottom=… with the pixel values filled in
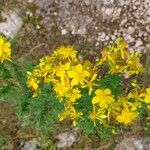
left=59, top=103, right=82, bottom=126
left=139, top=87, right=150, bottom=104
left=55, top=46, right=77, bottom=59
left=67, top=64, right=90, bottom=86
left=66, top=88, right=82, bottom=102
left=54, top=82, right=69, bottom=98
left=116, top=109, right=138, bottom=125
left=83, top=73, right=97, bottom=95
left=0, top=36, right=11, bottom=62
left=89, top=105, right=107, bottom=126
left=92, top=89, right=114, bottom=109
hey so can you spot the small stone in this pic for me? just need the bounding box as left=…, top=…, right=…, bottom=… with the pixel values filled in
left=115, top=136, right=150, bottom=150
left=28, top=0, right=33, bottom=3
left=135, top=40, right=143, bottom=47
left=36, top=25, right=40, bottom=29
left=95, top=42, right=99, bottom=46
left=55, top=131, right=78, bottom=148
left=21, top=139, right=41, bottom=150
left=137, top=46, right=145, bottom=53
left=61, top=29, right=68, bottom=35
left=0, top=10, right=23, bottom=38
left=111, top=35, right=116, bottom=40
left=101, top=7, right=114, bottom=20
left=125, top=34, right=134, bottom=43
left=127, top=26, right=135, bottom=34
left=105, top=36, right=110, bottom=41
left=120, top=19, right=127, bottom=26
left=77, top=27, right=86, bottom=35
left=146, top=44, right=150, bottom=48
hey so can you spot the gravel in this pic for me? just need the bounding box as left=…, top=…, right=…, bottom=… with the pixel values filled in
left=32, top=0, right=150, bottom=54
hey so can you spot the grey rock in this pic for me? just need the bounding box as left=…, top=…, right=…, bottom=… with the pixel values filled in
left=101, top=7, right=114, bottom=20
left=34, top=0, right=54, bottom=9
left=127, top=26, right=135, bottom=34
left=55, top=130, right=79, bottom=148
left=0, top=10, right=23, bottom=38
left=61, top=29, right=68, bottom=35
left=21, top=139, right=41, bottom=150
left=135, top=40, right=143, bottom=47
left=115, top=136, right=150, bottom=150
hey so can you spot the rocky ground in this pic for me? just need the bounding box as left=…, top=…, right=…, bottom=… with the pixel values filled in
left=34, top=0, right=150, bottom=53
left=0, top=0, right=150, bottom=149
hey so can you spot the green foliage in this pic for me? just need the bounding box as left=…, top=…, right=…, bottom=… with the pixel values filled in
left=97, top=127, right=113, bottom=139
left=0, top=63, right=12, bottom=79
left=17, top=83, right=65, bottom=131
left=98, top=73, right=123, bottom=98
left=0, top=130, right=9, bottom=150
left=78, top=118, right=95, bottom=135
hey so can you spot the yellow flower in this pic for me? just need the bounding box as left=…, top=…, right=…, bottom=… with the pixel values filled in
left=127, top=90, right=143, bottom=102
left=27, top=77, right=39, bottom=90
left=55, top=46, right=77, bottom=59
left=53, top=63, right=70, bottom=81
left=116, top=109, right=138, bottom=125
left=0, top=36, right=11, bottom=62
left=92, top=89, right=114, bottom=109
left=59, top=103, right=82, bottom=126
left=54, top=82, right=69, bottom=98
left=83, top=73, right=97, bottom=95
left=140, top=87, right=150, bottom=104
left=67, top=64, right=90, bottom=86
left=38, top=62, right=51, bottom=77
left=126, top=52, right=144, bottom=75
left=109, top=65, right=127, bottom=74
left=99, top=47, right=116, bottom=65
left=115, top=38, right=127, bottom=59
left=66, top=88, right=82, bottom=102
left=89, top=109, right=107, bottom=126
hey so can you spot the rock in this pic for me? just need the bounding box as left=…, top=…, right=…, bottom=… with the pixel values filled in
left=125, top=34, right=134, bottom=43
left=101, top=7, right=114, bottom=20
left=0, top=10, right=23, bottom=39
left=34, top=0, right=54, bottom=9
left=61, top=29, right=68, bottom=35
left=135, top=40, right=143, bottom=47
left=127, top=26, right=135, bottom=34
left=55, top=130, right=79, bottom=148
left=115, top=136, right=150, bottom=150
left=21, top=139, right=41, bottom=150
left=84, top=0, right=91, bottom=5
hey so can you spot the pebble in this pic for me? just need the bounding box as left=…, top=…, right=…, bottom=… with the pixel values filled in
left=21, top=139, right=41, bottom=150
left=135, top=40, right=143, bottom=47
left=55, top=130, right=78, bottom=148
left=0, top=10, right=23, bottom=38
left=127, top=26, right=135, bottom=34
left=61, top=29, right=68, bottom=35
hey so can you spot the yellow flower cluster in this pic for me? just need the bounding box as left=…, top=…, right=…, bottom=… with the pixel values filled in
left=27, top=39, right=149, bottom=127
left=27, top=46, right=98, bottom=125
left=90, top=86, right=150, bottom=126
left=0, top=36, right=11, bottom=62
left=97, top=38, right=144, bottom=75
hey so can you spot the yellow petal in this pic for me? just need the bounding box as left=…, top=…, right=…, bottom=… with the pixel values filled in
left=91, top=74, right=97, bottom=81
left=92, top=96, right=100, bottom=104
left=83, top=70, right=90, bottom=77
left=146, top=88, right=150, bottom=94
left=95, top=89, right=102, bottom=96
left=71, top=78, right=78, bottom=86
left=75, top=64, right=82, bottom=72
left=144, top=95, right=150, bottom=103
left=99, top=115, right=107, bottom=119
left=67, top=71, right=76, bottom=78
left=104, top=89, right=111, bottom=95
